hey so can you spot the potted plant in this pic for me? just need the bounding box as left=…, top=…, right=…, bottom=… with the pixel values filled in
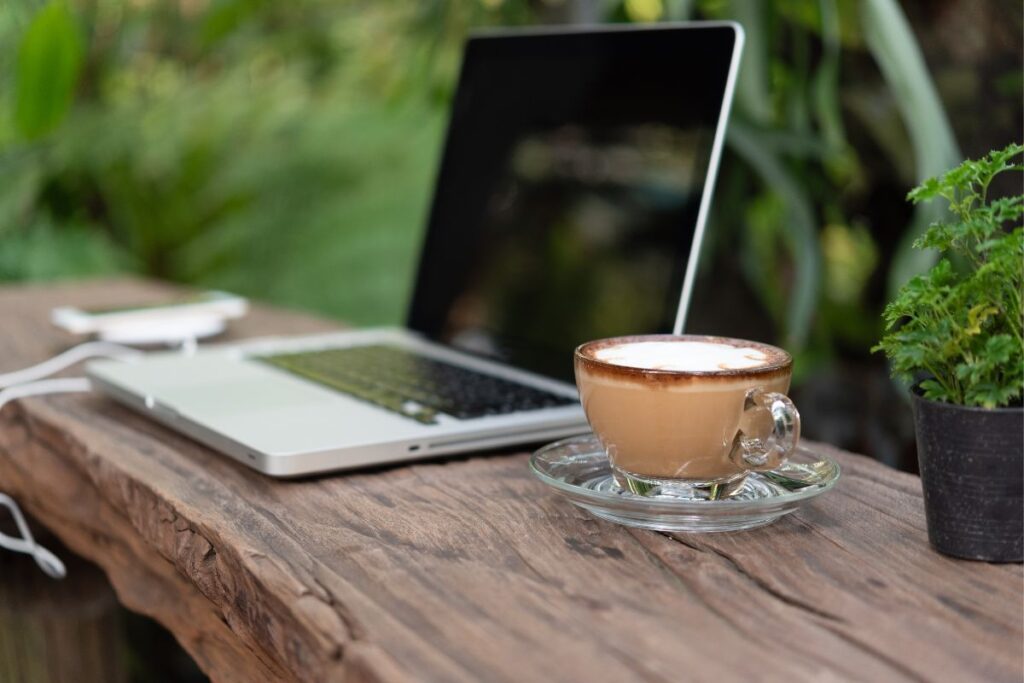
left=875, top=142, right=1023, bottom=562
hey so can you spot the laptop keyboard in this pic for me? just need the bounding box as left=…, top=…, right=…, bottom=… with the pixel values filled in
left=257, top=344, right=577, bottom=425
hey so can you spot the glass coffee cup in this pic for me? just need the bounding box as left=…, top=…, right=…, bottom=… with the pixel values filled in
left=574, top=334, right=800, bottom=498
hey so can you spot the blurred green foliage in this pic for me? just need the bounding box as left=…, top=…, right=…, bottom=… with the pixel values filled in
left=699, top=0, right=965, bottom=350
left=0, top=0, right=1019, bottom=358
left=13, top=2, right=83, bottom=139
left=0, top=0, right=528, bottom=323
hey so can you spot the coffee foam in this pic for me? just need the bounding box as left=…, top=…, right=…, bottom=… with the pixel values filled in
left=592, top=340, right=771, bottom=372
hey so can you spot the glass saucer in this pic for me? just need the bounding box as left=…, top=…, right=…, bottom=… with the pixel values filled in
left=529, top=434, right=840, bottom=533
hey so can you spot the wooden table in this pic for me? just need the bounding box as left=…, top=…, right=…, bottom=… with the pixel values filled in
left=0, top=279, right=1021, bottom=683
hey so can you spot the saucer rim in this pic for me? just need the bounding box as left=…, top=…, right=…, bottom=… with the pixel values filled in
left=529, top=433, right=841, bottom=510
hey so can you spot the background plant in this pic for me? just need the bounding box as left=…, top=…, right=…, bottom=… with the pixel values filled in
left=0, top=0, right=1021, bottom=466
left=874, top=143, right=1023, bottom=408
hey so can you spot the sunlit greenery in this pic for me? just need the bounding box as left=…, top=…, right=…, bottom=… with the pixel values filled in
left=0, top=0, right=528, bottom=323
left=0, top=0, right=1019, bottom=364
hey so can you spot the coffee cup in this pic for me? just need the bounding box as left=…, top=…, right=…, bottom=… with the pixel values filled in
left=574, top=334, right=800, bottom=497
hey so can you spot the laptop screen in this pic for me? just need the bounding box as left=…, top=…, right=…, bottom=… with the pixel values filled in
left=408, top=25, right=739, bottom=381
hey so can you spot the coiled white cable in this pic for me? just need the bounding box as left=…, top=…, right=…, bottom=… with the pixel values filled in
left=0, top=334, right=205, bottom=578
left=0, top=492, right=67, bottom=579
left=0, top=378, right=95, bottom=580
left=0, top=340, right=143, bottom=579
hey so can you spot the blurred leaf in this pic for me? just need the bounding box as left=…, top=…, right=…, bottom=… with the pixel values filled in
left=0, top=215, right=131, bottom=281
left=14, top=1, right=84, bottom=140
left=860, top=0, right=961, bottom=297
left=0, top=151, right=41, bottom=234
left=0, top=2, right=40, bottom=80
left=727, top=0, right=773, bottom=125
left=663, top=0, right=695, bottom=20
left=773, top=0, right=863, bottom=47
left=200, top=0, right=266, bottom=48
left=811, top=0, right=845, bottom=153
left=822, top=222, right=878, bottom=304
left=740, top=191, right=787, bottom=320
left=728, top=120, right=822, bottom=348
left=624, top=0, right=664, bottom=22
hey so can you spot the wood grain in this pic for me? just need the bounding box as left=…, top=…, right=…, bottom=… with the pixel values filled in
left=0, top=279, right=1021, bottom=683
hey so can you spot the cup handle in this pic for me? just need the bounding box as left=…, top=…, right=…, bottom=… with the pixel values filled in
left=729, top=387, right=801, bottom=472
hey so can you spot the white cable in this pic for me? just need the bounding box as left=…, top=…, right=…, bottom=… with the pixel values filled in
left=0, top=377, right=93, bottom=411
left=0, top=378, right=93, bottom=580
left=0, top=493, right=66, bottom=579
left=0, top=334, right=196, bottom=580
left=0, top=341, right=141, bottom=389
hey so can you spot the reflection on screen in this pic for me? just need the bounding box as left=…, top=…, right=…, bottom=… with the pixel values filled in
left=443, top=124, right=704, bottom=377
left=409, top=28, right=736, bottom=381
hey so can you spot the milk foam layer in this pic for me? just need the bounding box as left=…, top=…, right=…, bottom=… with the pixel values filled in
left=593, top=341, right=770, bottom=372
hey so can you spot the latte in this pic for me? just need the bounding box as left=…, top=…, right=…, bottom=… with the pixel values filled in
left=591, top=339, right=779, bottom=372
left=574, top=335, right=797, bottom=487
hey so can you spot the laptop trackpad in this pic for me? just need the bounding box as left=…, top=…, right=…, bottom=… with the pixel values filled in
left=158, top=370, right=339, bottom=416
left=149, top=360, right=428, bottom=452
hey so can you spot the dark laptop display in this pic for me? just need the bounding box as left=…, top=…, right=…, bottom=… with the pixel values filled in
left=408, top=26, right=738, bottom=381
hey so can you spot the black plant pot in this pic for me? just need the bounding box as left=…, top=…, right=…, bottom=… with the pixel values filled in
left=911, top=390, right=1023, bottom=562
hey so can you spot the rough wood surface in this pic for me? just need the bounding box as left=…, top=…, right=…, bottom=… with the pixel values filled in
left=0, top=279, right=1021, bottom=683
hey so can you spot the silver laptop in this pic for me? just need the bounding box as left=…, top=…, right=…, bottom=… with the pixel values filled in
left=88, top=23, right=744, bottom=477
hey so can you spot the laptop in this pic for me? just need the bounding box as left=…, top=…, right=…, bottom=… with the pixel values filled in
left=87, top=22, right=744, bottom=477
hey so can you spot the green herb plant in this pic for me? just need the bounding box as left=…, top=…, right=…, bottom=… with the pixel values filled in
left=874, top=143, right=1024, bottom=408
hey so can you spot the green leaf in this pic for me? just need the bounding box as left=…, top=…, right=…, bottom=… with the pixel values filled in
left=919, top=378, right=954, bottom=403
left=727, top=120, right=822, bottom=348
left=912, top=221, right=956, bottom=251
left=965, top=303, right=998, bottom=336
left=983, top=334, right=1016, bottom=364
left=984, top=196, right=1024, bottom=225
left=811, top=0, right=846, bottom=153
left=907, top=177, right=941, bottom=204
left=727, top=0, right=774, bottom=126
left=13, top=2, right=84, bottom=140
